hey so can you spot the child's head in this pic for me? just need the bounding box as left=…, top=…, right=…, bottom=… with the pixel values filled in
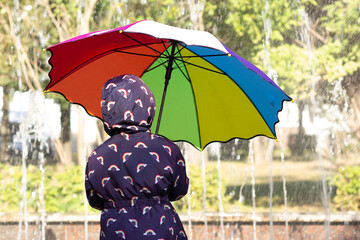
left=101, top=74, right=156, bottom=136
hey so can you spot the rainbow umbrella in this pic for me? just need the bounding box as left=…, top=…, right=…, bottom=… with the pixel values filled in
left=44, top=20, right=292, bottom=150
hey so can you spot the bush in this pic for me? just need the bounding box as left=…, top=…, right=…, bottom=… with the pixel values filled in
left=332, top=166, right=360, bottom=211
left=0, top=163, right=229, bottom=214
left=0, top=163, right=93, bottom=214
left=0, top=163, right=23, bottom=212
left=172, top=163, right=229, bottom=213
left=45, top=165, right=87, bottom=213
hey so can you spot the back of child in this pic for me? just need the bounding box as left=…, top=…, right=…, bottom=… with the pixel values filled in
left=85, top=74, right=189, bottom=239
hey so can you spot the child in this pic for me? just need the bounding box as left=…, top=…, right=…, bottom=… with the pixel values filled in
left=85, top=74, right=189, bottom=239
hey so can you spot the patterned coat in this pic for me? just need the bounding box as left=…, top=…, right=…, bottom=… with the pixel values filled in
left=85, top=74, right=189, bottom=239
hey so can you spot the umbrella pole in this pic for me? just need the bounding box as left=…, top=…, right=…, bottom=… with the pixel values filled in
left=155, top=42, right=176, bottom=135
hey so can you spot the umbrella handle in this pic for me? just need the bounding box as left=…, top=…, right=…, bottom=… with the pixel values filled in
left=155, top=42, right=176, bottom=135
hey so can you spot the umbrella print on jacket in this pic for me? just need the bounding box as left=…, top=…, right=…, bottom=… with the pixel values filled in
left=44, top=20, right=292, bottom=150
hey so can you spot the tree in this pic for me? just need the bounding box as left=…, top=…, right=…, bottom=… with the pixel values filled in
left=0, top=13, right=13, bottom=162
left=223, top=0, right=360, bottom=156
left=0, top=0, right=46, bottom=163
left=316, top=0, right=360, bottom=144
left=0, top=0, right=101, bottom=165
left=39, top=0, right=99, bottom=165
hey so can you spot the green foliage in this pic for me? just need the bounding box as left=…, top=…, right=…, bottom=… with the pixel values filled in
left=0, top=162, right=229, bottom=214
left=173, top=163, right=230, bottom=213
left=226, top=0, right=313, bottom=48
left=317, top=0, right=360, bottom=83
left=0, top=163, right=22, bottom=212
left=332, top=166, right=360, bottom=211
left=223, top=0, right=320, bottom=100
left=44, top=165, right=87, bottom=213
left=113, top=0, right=194, bottom=28
left=258, top=44, right=310, bottom=98
left=0, top=164, right=94, bottom=214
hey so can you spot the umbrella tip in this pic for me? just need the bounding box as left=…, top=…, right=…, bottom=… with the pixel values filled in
left=119, top=30, right=123, bottom=34
left=227, top=53, right=231, bottom=57
left=276, top=138, right=279, bottom=142
left=43, top=48, right=47, bottom=52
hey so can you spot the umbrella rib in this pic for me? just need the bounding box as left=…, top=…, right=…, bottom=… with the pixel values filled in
left=182, top=46, right=280, bottom=139
left=141, top=40, right=178, bottom=74
left=157, top=40, right=174, bottom=67
left=175, top=45, right=228, bottom=75
left=144, top=59, right=169, bottom=73
left=178, top=53, right=229, bottom=58
left=161, top=40, right=171, bottom=56
left=172, top=58, right=191, bottom=82
left=181, top=60, right=226, bottom=75
left=176, top=43, right=229, bottom=58
left=46, top=44, right=165, bottom=90
left=142, top=41, right=174, bottom=73
left=173, top=44, right=202, bottom=147
left=121, top=32, right=168, bottom=55
left=176, top=43, right=187, bottom=54
left=144, top=58, right=190, bottom=77
left=161, top=42, right=191, bottom=81
left=113, top=49, right=162, bottom=58
left=143, top=41, right=189, bottom=78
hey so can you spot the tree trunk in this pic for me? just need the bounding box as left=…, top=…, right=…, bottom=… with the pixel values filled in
left=343, top=69, right=360, bottom=139
left=77, top=107, right=85, bottom=165
left=298, top=100, right=305, bottom=137
left=188, top=0, right=205, bottom=31
left=59, top=101, right=72, bottom=165
left=296, top=100, right=306, bottom=155
left=96, top=119, right=107, bottom=145
left=0, top=85, right=11, bottom=163
left=253, top=136, right=269, bottom=164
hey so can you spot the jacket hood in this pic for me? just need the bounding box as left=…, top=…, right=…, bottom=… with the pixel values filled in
left=101, top=74, right=156, bottom=136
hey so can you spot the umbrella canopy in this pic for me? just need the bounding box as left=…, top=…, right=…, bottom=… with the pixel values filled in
left=45, top=20, right=292, bottom=150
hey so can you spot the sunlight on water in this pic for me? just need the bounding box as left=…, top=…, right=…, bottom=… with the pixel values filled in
left=299, top=8, right=331, bottom=240
left=16, top=92, right=49, bottom=240
left=215, top=143, right=225, bottom=240
left=278, top=127, right=289, bottom=240
left=262, top=1, right=274, bottom=239
left=182, top=144, right=193, bottom=240
left=201, top=150, right=208, bottom=239
left=249, top=139, right=257, bottom=240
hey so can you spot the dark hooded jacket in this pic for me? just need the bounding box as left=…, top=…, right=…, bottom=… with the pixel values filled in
left=85, top=74, right=189, bottom=239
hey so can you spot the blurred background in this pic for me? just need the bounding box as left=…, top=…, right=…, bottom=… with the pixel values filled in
left=0, top=0, right=359, bottom=239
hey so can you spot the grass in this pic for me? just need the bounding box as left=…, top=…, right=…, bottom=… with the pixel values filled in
left=196, top=159, right=342, bottom=214
left=215, top=160, right=330, bottom=185
left=182, top=144, right=349, bottom=213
